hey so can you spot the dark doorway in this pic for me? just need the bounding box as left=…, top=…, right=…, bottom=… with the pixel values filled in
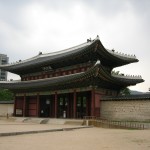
left=58, top=94, right=68, bottom=118
left=76, top=92, right=91, bottom=118
left=39, top=95, right=54, bottom=118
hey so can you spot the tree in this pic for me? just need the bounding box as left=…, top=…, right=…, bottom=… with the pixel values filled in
left=111, top=70, right=120, bottom=75
left=120, top=87, right=131, bottom=95
left=111, top=71, right=131, bottom=95
left=0, top=89, right=14, bottom=101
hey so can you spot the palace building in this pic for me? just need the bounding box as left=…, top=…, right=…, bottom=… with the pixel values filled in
left=0, top=36, right=144, bottom=118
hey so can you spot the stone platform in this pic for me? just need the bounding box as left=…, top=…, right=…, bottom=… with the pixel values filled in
left=0, top=117, right=89, bottom=137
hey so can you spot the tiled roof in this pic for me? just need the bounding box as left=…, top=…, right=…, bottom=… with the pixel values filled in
left=0, top=36, right=138, bottom=75
left=101, top=94, right=150, bottom=101
left=0, top=61, right=144, bottom=92
left=0, top=100, right=14, bottom=104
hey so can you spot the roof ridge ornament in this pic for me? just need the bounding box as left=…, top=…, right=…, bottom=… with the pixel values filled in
left=88, top=35, right=99, bottom=43
left=87, top=38, right=91, bottom=43
left=112, top=73, right=143, bottom=79
left=39, top=51, right=42, bottom=55
left=107, top=49, right=137, bottom=59
left=112, top=49, right=115, bottom=52
left=95, top=60, right=101, bottom=66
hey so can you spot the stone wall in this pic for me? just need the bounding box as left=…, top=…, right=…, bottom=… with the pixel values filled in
left=0, top=104, right=14, bottom=117
left=100, top=100, right=150, bottom=121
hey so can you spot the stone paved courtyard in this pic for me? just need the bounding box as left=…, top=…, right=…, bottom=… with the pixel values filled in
left=0, top=118, right=150, bottom=150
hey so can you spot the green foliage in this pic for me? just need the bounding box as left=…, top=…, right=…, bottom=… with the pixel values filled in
left=0, top=89, right=14, bottom=101
left=111, top=71, right=130, bottom=95
left=111, top=70, right=120, bottom=75
left=120, top=87, right=131, bottom=95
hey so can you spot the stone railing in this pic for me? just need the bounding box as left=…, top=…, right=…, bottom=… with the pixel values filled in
left=83, top=116, right=147, bottom=129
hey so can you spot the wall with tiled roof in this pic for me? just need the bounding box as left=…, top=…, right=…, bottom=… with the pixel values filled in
left=100, top=95, right=150, bottom=121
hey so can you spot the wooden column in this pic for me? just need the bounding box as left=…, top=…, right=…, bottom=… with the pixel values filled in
left=51, top=95, right=55, bottom=118
left=86, top=98, right=89, bottom=116
left=91, top=89, right=95, bottom=116
left=13, top=95, right=16, bottom=116
left=23, top=94, right=26, bottom=117
left=37, top=93, right=40, bottom=117
left=54, top=92, right=58, bottom=118
left=73, top=90, right=77, bottom=118
left=67, top=97, right=69, bottom=118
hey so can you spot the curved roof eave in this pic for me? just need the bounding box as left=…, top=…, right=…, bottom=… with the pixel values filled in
left=0, top=36, right=139, bottom=74
left=96, top=40, right=139, bottom=67
left=97, top=65, right=144, bottom=86
left=0, top=38, right=98, bottom=73
left=0, top=62, right=99, bottom=91
left=0, top=61, right=144, bottom=92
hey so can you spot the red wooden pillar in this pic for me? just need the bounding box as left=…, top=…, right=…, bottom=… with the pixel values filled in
left=37, top=93, right=40, bottom=117
left=91, top=89, right=95, bottom=116
left=23, top=94, right=26, bottom=117
left=67, top=96, right=69, bottom=118
left=54, top=92, right=58, bottom=118
left=13, top=95, right=16, bottom=116
left=86, top=98, right=89, bottom=116
left=73, top=90, right=77, bottom=118
left=52, top=97, right=55, bottom=118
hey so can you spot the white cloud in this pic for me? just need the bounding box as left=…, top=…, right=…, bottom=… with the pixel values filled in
left=0, top=0, right=150, bottom=92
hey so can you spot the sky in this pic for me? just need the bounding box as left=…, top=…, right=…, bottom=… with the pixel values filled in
left=0, top=0, right=150, bottom=92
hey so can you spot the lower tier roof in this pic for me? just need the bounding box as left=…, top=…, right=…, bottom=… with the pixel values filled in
left=0, top=61, right=144, bottom=93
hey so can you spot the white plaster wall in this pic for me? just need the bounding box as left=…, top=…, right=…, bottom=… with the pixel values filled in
left=100, top=100, right=150, bottom=121
left=0, top=104, right=14, bottom=116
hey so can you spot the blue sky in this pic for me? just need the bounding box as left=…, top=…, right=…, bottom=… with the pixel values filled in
left=0, top=0, right=150, bottom=92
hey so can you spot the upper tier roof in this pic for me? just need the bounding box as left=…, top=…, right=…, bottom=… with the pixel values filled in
left=0, top=61, right=144, bottom=93
left=0, top=36, right=138, bottom=75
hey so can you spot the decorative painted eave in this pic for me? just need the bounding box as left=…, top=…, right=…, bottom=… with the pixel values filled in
left=0, top=61, right=144, bottom=92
